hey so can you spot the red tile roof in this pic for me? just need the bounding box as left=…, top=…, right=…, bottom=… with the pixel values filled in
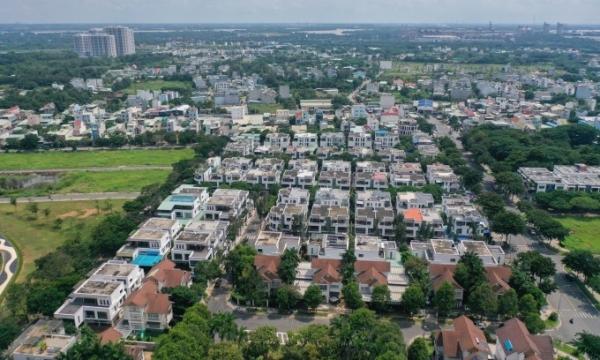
left=255, top=255, right=282, bottom=281
left=123, top=281, right=171, bottom=315
left=436, top=316, right=493, bottom=358
left=311, top=258, right=342, bottom=284
left=496, top=318, right=553, bottom=360
left=404, top=208, right=423, bottom=222
left=99, top=327, right=122, bottom=345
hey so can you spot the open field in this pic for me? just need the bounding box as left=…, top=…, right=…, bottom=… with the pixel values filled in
left=248, top=103, right=284, bottom=114
left=556, top=216, right=600, bottom=254
left=0, top=200, right=127, bottom=282
left=0, top=149, right=194, bottom=170
left=122, top=80, right=192, bottom=95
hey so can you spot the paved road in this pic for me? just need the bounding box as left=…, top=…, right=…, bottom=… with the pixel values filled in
left=0, top=166, right=172, bottom=174
left=0, top=192, right=140, bottom=203
left=0, top=235, right=18, bottom=296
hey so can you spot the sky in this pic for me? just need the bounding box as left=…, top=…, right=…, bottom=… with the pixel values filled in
left=0, top=0, right=598, bottom=25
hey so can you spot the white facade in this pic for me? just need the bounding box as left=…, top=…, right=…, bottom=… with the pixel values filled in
left=351, top=105, right=367, bottom=118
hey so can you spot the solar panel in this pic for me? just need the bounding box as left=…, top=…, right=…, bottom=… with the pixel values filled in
left=504, top=340, right=513, bottom=351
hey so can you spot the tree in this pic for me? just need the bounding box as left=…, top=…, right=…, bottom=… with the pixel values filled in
left=407, top=337, right=430, bottom=360
left=563, top=249, right=600, bottom=282
left=194, top=260, right=223, bottom=284
left=104, top=199, right=114, bottom=213
left=208, top=342, right=243, bottom=360
left=243, top=325, right=280, bottom=360
left=26, top=201, right=39, bottom=218
left=225, top=245, right=257, bottom=286
left=491, top=211, right=525, bottom=244
left=538, top=278, right=558, bottom=295
left=341, top=247, right=357, bottom=284
left=573, top=332, right=600, bottom=360
left=304, top=284, right=324, bottom=310
left=278, top=248, right=299, bottom=285
left=56, top=326, right=132, bottom=360
left=404, top=256, right=429, bottom=280
left=277, top=285, right=301, bottom=310
left=209, top=312, right=239, bottom=342
left=393, top=214, right=407, bottom=245
left=166, top=286, right=200, bottom=316
left=467, top=284, right=498, bottom=318
left=371, top=284, right=392, bottom=313
left=524, top=313, right=546, bottom=335
left=343, top=282, right=365, bottom=311
left=94, top=199, right=101, bottom=214
left=53, top=218, right=63, bottom=230
left=497, top=289, right=519, bottom=318
left=90, top=214, right=137, bottom=257
left=9, top=196, right=17, bottom=211
left=402, top=285, right=425, bottom=316
left=495, top=171, right=525, bottom=198
left=454, top=252, right=487, bottom=295
left=476, top=191, right=506, bottom=218
left=42, top=207, right=51, bottom=220
left=0, top=317, right=21, bottom=351
left=434, top=281, right=456, bottom=317
left=519, top=294, right=539, bottom=315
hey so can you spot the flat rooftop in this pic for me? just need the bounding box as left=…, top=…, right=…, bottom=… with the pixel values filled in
left=130, top=229, right=168, bottom=241
left=175, top=186, right=209, bottom=195
left=143, top=217, right=178, bottom=229
left=14, top=335, right=74, bottom=356
left=76, top=280, right=120, bottom=296
left=431, top=239, right=460, bottom=255
left=355, top=236, right=381, bottom=252
left=185, top=220, right=225, bottom=232
left=176, top=231, right=213, bottom=244
left=410, top=241, right=429, bottom=251
left=461, top=240, right=492, bottom=256
left=95, top=262, right=138, bottom=277
left=255, top=231, right=282, bottom=246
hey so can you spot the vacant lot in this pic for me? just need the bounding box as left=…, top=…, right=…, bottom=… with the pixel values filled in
left=122, top=80, right=192, bottom=95
left=556, top=216, right=600, bottom=254
left=0, top=200, right=126, bottom=282
left=0, top=149, right=194, bottom=170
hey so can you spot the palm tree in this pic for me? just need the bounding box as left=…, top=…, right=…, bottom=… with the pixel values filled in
left=236, top=326, right=249, bottom=346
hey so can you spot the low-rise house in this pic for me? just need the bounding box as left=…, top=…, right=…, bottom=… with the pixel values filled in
left=427, top=163, right=461, bottom=193
left=145, top=259, right=193, bottom=289
left=245, top=158, right=285, bottom=189
left=208, top=157, right=253, bottom=187
left=171, top=220, right=229, bottom=266
left=378, top=148, right=405, bottom=163
left=318, top=170, right=352, bottom=190
left=267, top=202, right=308, bottom=233
left=397, top=192, right=434, bottom=213
left=117, top=228, right=171, bottom=266
left=356, top=161, right=387, bottom=173
left=292, top=132, right=318, bottom=149
left=288, top=159, right=319, bottom=172
left=252, top=231, right=300, bottom=255
left=373, top=129, right=399, bottom=150
left=307, top=233, right=350, bottom=259
left=495, top=318, right=554, bottom=360
left=314, top=188, right=350, bottom=207
left=354, top=171, right=389, bottom=191
left=349, top=147, right=375, bottom=159
left=355, top=235, right=398, bottom=260
left=11, top=320, right=77, bottom=360
left=320, top=132, right=345, bottom=147
left=321, top=160, right=352, bottom=173
left=316, top=146, right=345, bottom=159
left=355, top=207, right=395, bottom=238
left=122, top=281, right=172, bottom=331
left=519, top=164, right=600, bottom=193
left=355, top=190, right=392, bottom=209
left=308, top=205, right=350, bottom=234
left=442, top=202, right=488, bottom=239
left=204, top=188, right=249, bottom=220
left=411, top=239, right=505, bottom=266
left=399, top=118, right=418, bottom=135
left=434, top=316, right=494, bottom=360
left=194, top=156, right=221, bottom=184
left=265, top=132, right=291, bottom=151
left=348, top=132, right=372, bottom=149
left=254, top=255, right=283, bottom=295
left=156, top=185, right=209, bottom=220
left=403, top=208, right=444, bottom=239
left=223, top=139, right=256, bottom=156
left=277, top=187, right=309, bottom=205
left=281, top=168, right=316, bottom=189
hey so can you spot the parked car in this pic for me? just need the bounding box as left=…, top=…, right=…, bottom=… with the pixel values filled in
left=565, top=273, right=576, bottom=282
left=529, top=229, right=536, bottom=235
left=476, top=322, right=485, bottom=330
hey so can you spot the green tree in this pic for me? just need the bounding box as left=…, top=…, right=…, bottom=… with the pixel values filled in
left=454, top=252, right=488, bottom=295
left=304, top=284, right=324, bottom=311
left=371, top=284, right=392, bottom=313
left=573, top=332, right=600, bottom=360
left=9, top=196, right=17, bottom=211
left=53, top=218, right=63, bottom=230
left=42, top=207, right=51, bottom=220
left=194, top=259, right=223, bottom=284
left=434, top=281, right=457, bottom=317
left=495, top=171, right=525, bottom=198
left=90, top=214, right=137, bottom=257
left=402, top=285, right=425, bottom=316
left=491, top=211, right=525, bottom=244
left=476, top=191, right=506, bottom=218
left=0, top=317, right=22, bottom=350
left=26, top=201, right=39, bottom=218
left=278, top=248, right=300, bottom=285
left=165, top=286, right=200, bottom=316
left=563, top=249, right=600, bottom=282
left=277, top=285, right=301, bottom=310
left=467, top=284, right=498, bottom=318
left=524, top=313, right=546, bottom=335
left=208, top=342, right=244, bottom=360
left=519, top=294, right=539, bottom=315
left=341, top=247, right=357, bottom=284
left=343, top=282, right=365, bottom=311
left=393, top=214, right=407, bottom=245
left=56, top=326, right=133, bottom=360
left=225, top=245, right=257, bottom=286
left=497, top=289, right=520, bottom=318
left=407, top=337, right=430, bottom=360
left=209, top=312, right=239, bottom=342
left=243, top=325, right=280, bottom=360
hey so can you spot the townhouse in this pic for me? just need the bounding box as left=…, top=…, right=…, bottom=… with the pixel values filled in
left=277, top=187, right=309, bottom=205
left=319, top=170, right=352, bottom=190
left=55, top=261, right=144, bottom=328
left=171, top=220, right=229, bottom=266
left=354, top=171, right=389, bottom=191
left=265, top=132, right=291, bottom=151
left=205, top=188, right=249, bottom=221
left=194, top=156, right=221, bottom=184
left=442, top=201, right=488, bottom=239
left=410, top=239, right=505, bottom=266
left=252, top=230, right=301, bottom=256
left=245, top=158, right=284, bottom=189
left=354, top=235, right=398, bottom=261
left=288, top=159, right=319, bottom=172
left=266, top=202, right=309, bottom=233
left=403, top=208, right=445, bottom=239
left=355, top=207, right=395, bottom=238
left=307, top=233, right=350, bottom=259
left=378, top=148, right=405, bottom=163
left=373, top=129, right=400, bottom=150
left=356, top=161, right=386, bottom=173
left=156, top=185, right=209, bottom=220
left=207, top=157, right=253, bottom=187
left=316, top=146, right=345, bottom=159
left=321, top=160, right=352, bottom=173
left=348, top=132, right=373, bottom=149
left=313, top=188, right=351, bottom=207
left=116, top=218, right=180, bottom=266
left=396, top=192, right=434, bottom=213
left=355, top=190, right=393, bottom=209
left=518, top=164, right=600, bottom=193
left=435, top=316, right=494, bottom=360
left=426, top=163, right=461, bottom=193
left=320, top=132, right=345, bottom=147
left=348, top=147, right=375, bottom=159
left=308, top=205, right=350, bottom=234
left=292, top=132, right=318, bottom=149
left=398, top=118, right=418, bottom=135
left=390, top=163, right=427, bottom=188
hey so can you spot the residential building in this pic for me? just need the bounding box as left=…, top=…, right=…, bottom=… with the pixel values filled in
left=204, top=189, right=249, bottom=220
left=308, top=205, right=350, bottom=234
left=442, top=202, right=488, bottom=239
left=88, top=33, right=117, bottom=57
left=316, top=146, right=345, bottom=159
left=427, top=163, right=461, bottom=192
left=397, top=192, right=434, bottom=213
left=314, top=188, right=351, bottom=207
left=378, top=148, right=405, bottom=163
left=411, top=239, right=505, bottom=266
left=11, top=320, right=77, bottom=360
left=155, top=185, right=209, bottom=220
left=122, top=281, right=172, bottom=331
left=171, top=220, right=229, bottom=266
left=266, top=202, right=309, bottom=233
left=355, top=190, right=392, bottom=209
left=281, top=168, right=316, bottom=189
left=117, top=228, right=171, bottom=266
left=321, top=160, right=352, bottom=173
left=434, top=316, right=494, bottom=360
left=145, top=259, right=193, bottom=290
left=390, top=168, right=427, bottom=187
left=354, top=171, right=389, bottom=191
left=355, top=235, right=398, bottom=260
left=288, top=159, right=318, bottom=172
left=495, top=318, right=554, bottom=360
left=348, top=132, right=373, bottom=149
left=292, top=133, right=318, bottom=148
left=255, top=255, right=283, bottom=294
left=349, top=147, right=375, bottom=159
left=320, top=132, right=346, bottom=147
left=403, top=208, right=444, bottom=239
left=246, top=158, right=284, bottom=189
left=104, top=26, right=135, bottom=55
left=265, top=133, right=291, bottom=151
left=277, top=188, right=309, bottom=205
left=356, top=161, right=386, bottom=173
left=399, top=118, right=418, bottom=135
left=208, top=157, right=253, bottom=187
left=355, top=207, right=395, bottom=238
left=518, top=164, right=600, bottom=193
left=373, top=130, right=400, bottom=150
left=319, top=170, right=352, bottom=190
left=252, top=231, right=300, bottom=255
left=194, top=156, right=221, bottom=184
left=307, top=234, right=350, bottom=259
left=351, top=105, right=367, bottom=118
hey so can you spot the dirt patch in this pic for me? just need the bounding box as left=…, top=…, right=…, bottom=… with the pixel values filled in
left=78, top=209, right=97, bottom=219
left=57, top=211, right=79, bottom=219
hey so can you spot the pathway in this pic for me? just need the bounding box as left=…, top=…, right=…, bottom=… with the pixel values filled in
left=0, top=235, right=18, bottom=296
left=0, top=192, right=140, bottom=203
left=0, top=166, right=171, bottom=174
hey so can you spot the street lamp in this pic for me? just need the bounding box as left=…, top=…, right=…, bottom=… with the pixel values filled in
left=557, top=284, right=571, bottom=315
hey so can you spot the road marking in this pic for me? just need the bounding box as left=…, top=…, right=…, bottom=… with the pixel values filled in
left=561, top=310, right=599, bottom=319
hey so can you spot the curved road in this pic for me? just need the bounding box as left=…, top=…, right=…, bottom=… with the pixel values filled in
left=0, top=166, right=171, bottom=175
left=0, top=235, right=18, bottom=296
left=0, top=192, right=140, bottom=203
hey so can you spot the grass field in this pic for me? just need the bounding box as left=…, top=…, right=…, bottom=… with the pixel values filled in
left=122, top=80, right=192, bottom=95
left=556, top=216, right=600, bottom=254
left=248, top=103, right=284, bottom=114
left=0, top=200, right=126, bottom=282
left=0, top=149, right=194, bottom=170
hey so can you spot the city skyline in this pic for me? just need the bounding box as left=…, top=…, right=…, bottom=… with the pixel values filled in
left=0, top=0, right=598, bottom=25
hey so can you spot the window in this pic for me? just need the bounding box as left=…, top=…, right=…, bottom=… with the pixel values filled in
left=148, top=313, right=160, bottom=320
left=85, top=311, right=95, bottom=319
left=358, top=254, right=364, bottom=258
left=97, top=312, right=108, bottom=320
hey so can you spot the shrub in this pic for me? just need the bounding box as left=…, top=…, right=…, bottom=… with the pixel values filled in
left=549, top=312, right=558, bottom=321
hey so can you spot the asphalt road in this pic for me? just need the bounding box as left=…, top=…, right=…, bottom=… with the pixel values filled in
left=0, top=192, right=140, bottom=203
left=0, top=166, right=171, bottom=174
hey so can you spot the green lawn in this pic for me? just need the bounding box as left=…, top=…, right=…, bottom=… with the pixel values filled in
left=248, top=103, right=283, bottom=114
left=0, top=200, right=126, bottom=282
left=556, top=216, right=600, bottom=254
left=122, top=80, right=192, bottom=95
left=0, top=149, right=194, bottom=170
left=56, top=170, right=170, bottom=193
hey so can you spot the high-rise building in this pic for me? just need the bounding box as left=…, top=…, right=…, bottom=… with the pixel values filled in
left=73, top=26, right=134, bottom=57
left=557, top=22, right=565, bottom=35
left=543, top=22, right=550, bottom=33
left=104, top=26, right=135, bottom=56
